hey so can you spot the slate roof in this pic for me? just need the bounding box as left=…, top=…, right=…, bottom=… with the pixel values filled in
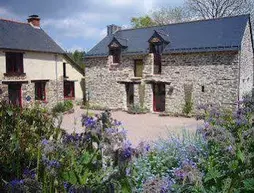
left=0, top=19, right=65, bottom=54
left=86, top=14, right=250, bottom=57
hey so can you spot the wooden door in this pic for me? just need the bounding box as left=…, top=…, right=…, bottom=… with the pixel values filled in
left=153, top=83, right=165, bottom=112
left=8, top=84, right=22, bottom=107
left=126, top=83, right=134, bottom=107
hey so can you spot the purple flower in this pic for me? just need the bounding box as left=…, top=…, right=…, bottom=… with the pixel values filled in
left=8, top=179, right=24, bottom=187
left=114, top=120, right=122, bottom=126
left=174, top=168, right=187, bottom=179
left=106, top=128, right=116, bottom=134
left=63, top=182, right=70, bottom=189
left=120, top=140, right=133, bottom=161
left=41, top=139, right=48, bottom=145
left=204, top=122, right=209, bottom=129
left=23, top=169, right=36, bottom=179
left=43, top=157, right=61, bottom=169
left=145, top=144, right=150, bottom=152
left=82, top=116, right=96, bottom=128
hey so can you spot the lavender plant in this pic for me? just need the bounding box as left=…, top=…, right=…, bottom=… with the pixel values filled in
left=133, top=131, right=207, bottom=192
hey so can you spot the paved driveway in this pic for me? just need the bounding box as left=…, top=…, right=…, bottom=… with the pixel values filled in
left=61, top=107, right=202, bottom=145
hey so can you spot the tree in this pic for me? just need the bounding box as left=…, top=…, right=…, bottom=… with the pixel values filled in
left=70, top=50, right=85, bottom=69
left=130, top=6, right=191, bottom=28
left=186, top=0, right=254, bottom=19
left=152, top=6, right=191, bottom=25
left=131, top=15, right=156, bottom=28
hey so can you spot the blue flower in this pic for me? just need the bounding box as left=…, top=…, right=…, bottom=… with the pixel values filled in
left=120, top=140, right=133, bottom=161
left=41, top=139, right=48, bottom=145
left=23, top=168, right=36, bottom=179
left=8, top=179, right=24, bottom=187
left=82, top=116, right=96, bottom=128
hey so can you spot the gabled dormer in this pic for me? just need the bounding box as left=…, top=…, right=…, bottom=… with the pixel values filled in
left=148, top=30, right=169, bottom=74
left=148, top=30, right=169, bottom=54
left=108, top=37, right=128, bottom=64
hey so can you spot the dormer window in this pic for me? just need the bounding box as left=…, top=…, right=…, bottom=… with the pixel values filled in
left=148, top=31, right=169, bottom=75
left=109, top=47, right=121, bottom=63
left=108, top=37, right=128, bottom=64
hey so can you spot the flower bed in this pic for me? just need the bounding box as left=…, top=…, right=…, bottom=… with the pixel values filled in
left=1, top=95, right=254, bottom=192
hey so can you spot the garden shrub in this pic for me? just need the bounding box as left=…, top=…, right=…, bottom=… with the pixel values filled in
left=183, top=83, right=193, bottom=115
left=133, top=131, right=206, bottom=192
left=0, top=101, right=58, bottom=192
left=1, top=104, right=137, bottom=192
left=127, top=105, right=149, bottom=114
left=52, top=100, right=74, bottom=114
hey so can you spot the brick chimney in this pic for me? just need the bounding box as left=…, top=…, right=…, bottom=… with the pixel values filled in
left=107, top=24, right=121, bottom=35
left=27, top=15, right=40, bottom=28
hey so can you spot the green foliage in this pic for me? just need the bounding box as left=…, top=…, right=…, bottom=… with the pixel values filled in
left=52, top=100, right=74, bottom=114
left=131, top=15, right=156, bottom=28
left=127, top=105, right=149, bottom=114
left=183, top=84, right=193, bottom=115
left=70, top=50, right=85, bottom=69
left=139, top=84, right=145, bottom=108
left=0, top=101, right=58, bottom=191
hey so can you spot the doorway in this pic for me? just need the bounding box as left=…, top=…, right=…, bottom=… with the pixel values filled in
left=8, top=84, right=22, bottom=107
left=126, top=83, right=134, bottom=107
left=153, top=83, right=165, bottom=112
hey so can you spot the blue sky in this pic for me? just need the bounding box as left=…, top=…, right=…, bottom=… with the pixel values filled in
left=0, top=0, right=184, bottom=52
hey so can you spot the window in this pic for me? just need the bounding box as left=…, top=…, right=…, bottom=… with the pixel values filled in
left=110, top=48, right=121, bottom=63
left=149, top=43, right=162, bottom=74
left=35, top=82, right=46, bottom=101
left=6, top=52, right=24, bottom=74
left=134, top=60, right=143, bottom=77
left=201, top=86, right=205, bottom=93
left=63, top=62, right=67, bottom=78
left=64, top=81, right=75, bottom=98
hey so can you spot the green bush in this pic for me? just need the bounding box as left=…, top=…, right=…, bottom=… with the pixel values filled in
left=183, top=100, right=193, bottom=115
left=127, top=105, right=149, bottom=114
left=0, top=101, right=59, bottom=191
left=52, top=100, right=73, bottom=114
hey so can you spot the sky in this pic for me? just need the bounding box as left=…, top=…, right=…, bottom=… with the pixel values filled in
left=0, top=0, right=184, bottom=52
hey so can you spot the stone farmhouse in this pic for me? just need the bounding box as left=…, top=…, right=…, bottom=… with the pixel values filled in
left=0, top=15, right=85, bottom=108
left=85, top=14, right=254, bottom=113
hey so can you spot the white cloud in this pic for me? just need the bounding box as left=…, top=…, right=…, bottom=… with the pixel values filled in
left=0, top=7, right=20, bottom=21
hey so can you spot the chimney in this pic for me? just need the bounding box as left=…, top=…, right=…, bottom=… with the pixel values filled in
left=27, top=15, right=40, bottom=28
left=107, top=24, right=121, bottom=35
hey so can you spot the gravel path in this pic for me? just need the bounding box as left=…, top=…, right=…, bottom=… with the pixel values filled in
left=61, top=107, right=202, bottom=145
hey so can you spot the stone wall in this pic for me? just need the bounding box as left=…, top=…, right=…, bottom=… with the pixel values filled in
left=239, top=22, right=254, bottom=99
left=161, top=52, right=239, bottom=113
left=86, top=50, right=241, bottom=113
left=0, top=80, right=64, bottom=109
left=85, top=54, right=153, bottom=109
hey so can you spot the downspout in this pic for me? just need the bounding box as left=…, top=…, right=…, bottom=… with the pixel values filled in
left=238, top=50, right=241, bottom=106
left=55, top=54, right=58, bottom=102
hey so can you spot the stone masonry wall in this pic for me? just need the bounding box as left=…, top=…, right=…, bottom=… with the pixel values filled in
left=239, top=22, right=254, bottom=99
left=161, top=52, right=239, bottom=113
left=0, top=80, right=64, bottom=108
left=85, top=54, right=153, bottom=109
left=86, top=51, right=240, bottom=113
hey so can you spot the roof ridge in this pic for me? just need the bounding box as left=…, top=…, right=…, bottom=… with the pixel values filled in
left=0, top=18, right=28, bottom=25
left=118, top=14, right=250, bottom=32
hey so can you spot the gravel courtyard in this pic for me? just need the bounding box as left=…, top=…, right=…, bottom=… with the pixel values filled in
left=61, top=107, right=202, bottom=145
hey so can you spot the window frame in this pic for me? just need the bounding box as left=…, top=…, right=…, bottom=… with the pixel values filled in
left=64, top=81, right=75, bottom=99
left=35, top=81, right=46, bottom=101
left=134, top=59, right=143, bottom=77
left=63, top=62, right=67, bottom=78
left=109, top=48, right=121, bottom=64
left=5, top=52, right=24, bottom=75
